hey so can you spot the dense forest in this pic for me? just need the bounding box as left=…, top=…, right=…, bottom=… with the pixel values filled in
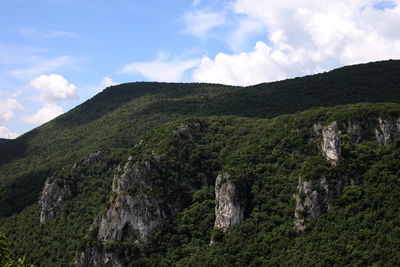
left=1, top=60, right=400, bottom=266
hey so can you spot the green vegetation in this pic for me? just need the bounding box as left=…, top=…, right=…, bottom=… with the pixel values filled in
left=1, top=60, right=400, bottom=265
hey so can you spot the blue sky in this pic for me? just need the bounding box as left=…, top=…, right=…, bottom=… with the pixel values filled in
left=0, top=0, right=399, bottom=138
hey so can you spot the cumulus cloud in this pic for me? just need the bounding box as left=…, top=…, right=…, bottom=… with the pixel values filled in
left=121, top=54, right=199, bottom=82
left=100, top=76, right=115, bottom=88
left=29, top=74, right=78, bottom=102
left=22, top=103, right=64, bottom=125
left=183, top=10, right=225, bottom=38
left=227, top=17, right=265, bottom=52
left=0, top=98, right=24, bottom=121
left=0, top=126, right=19, bottom=139
left=193, top=0, right=400, bottom=85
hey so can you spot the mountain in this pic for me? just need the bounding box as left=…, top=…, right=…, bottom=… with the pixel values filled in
left=1, top=60, right=400, bottom=266
left=0, top=138, right=9, bottom=144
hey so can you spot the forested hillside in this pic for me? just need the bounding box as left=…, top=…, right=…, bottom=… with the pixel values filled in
left=1, top=60, right=400, bottom=266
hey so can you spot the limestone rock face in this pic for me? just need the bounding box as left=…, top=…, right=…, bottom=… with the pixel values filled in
left=39, top=150, right=107, bottom=224
left=97, top=160, right=164, bottom=242
left=322, top=121, right=341, bottom=165
left=375, top=117, right=400, bottom=144
left=214, top=173, right=244, bottom=232
left=316, top=117, right=400, bottom=153
left=293, top=117, right=396, bottom=232
left=75, top=246, right=122, bottom=267
left=76, top=158, right=177, bottom=267
left=293, top=176, right=333, bottom=232
left=293, top=174, right=360, bottom=233
left=39, top=177, right=72, bottom=224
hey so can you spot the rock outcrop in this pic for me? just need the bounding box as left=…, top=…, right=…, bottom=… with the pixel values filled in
left=294, top=117, right=399, bottom=232
left=97, top=160, right=164, bottom=242
left=213, top=173, right=244, bottom=232
left=39, top=150, right=108, bottom=224
left=322, top=121, right=341, bottom=165
left=375, top=117, right=400, bottom=144
left=39, top=176, right=72, bottom=224
left=76, top=158, right=178, bottom=266
left=293, top=174, right=360, bottom=233
left=315, top=117, right=400, bottom=149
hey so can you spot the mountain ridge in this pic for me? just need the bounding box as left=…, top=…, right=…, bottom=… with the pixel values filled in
left=1, top=60, right=400, bottom=266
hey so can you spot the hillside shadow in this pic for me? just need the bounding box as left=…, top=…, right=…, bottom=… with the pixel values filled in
left=0, top=129, right=40, bottom=167
left=53, top=82, right=227, bottom=128
left=0, top=168, right=51, bottom=217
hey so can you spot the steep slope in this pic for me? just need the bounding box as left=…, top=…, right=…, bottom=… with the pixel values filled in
left=3, top=102, right=400, bottom=266
left=1, top=60, right=400, bottom=218
left=1, top=60, right=400, bottom=265
left=0, top=139, right=9, bottom=145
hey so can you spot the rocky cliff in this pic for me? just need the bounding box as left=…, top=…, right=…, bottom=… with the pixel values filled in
left=321, top=121, right=341, bottom=164
left=39, top=150, right=107, bottom=224
left=294, top=117, right=399, bottom=232
left=213, top=173, right=244, bottom=232
left=76, top=157, right=179, bottom=266
left=39, top=176, right=73, bottom=224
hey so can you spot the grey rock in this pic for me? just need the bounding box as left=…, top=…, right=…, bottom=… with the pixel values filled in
left=322, top=121, right=341, bottom=165
left=214, top=173, right=244, bottom=232
left=76, top=158, right=177, bottom=266
left=294, top=175, right=360, bottom=233
left=75, top=246, right=123, bottom=267
left=39, top=177, right=72, bottom=224
left=375, top=117, right=400, bottom=144
left=39, top=150, right=107, bottom=224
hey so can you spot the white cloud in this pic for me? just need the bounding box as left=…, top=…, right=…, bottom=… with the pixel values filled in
left=22, top=103, right=64, bottom=125
left=183, top=10, right=225, bottom=37
left=0, top=98, right=24, bottom=121
left=0, top=126, right=19, bottom=139
left=121, top=56, right=199, bottom=82
left=9, top=55, right=81, bottom=80
left=29, top=74, right=78, bottom=102
left=194, top=41, right=290, bottom=85
left=227, top=17, right=265, bottom=52
left=100, top=76, right=115, bottom=88
left=18, top=27, right=79, bottom=40
left=192, top=0, right=201, bottom=7
left=192, top=0, right=400, bottom=85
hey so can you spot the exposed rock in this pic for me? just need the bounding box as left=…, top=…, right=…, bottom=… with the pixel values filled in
left=97, top=160, right=165, bottom=242
left=213, top=173, right=244, bottom=232
left=322, top=121, right=341, bottom=165
left=76, top=159, right=179, bottom=266
left=294, top=174, right=360, bottom=233
left=293, top=176, right=333, bottom=232
left=75, top=246, right=123, bottom=267
left=39, top=150, right=108, bottom=224
left=315, top=117, right=400, bottom=157
left=375, top=117, right=400, bottom=144
left=299, top=117, right=398, bottom=233
left=39, top=177, right=72, bottom=224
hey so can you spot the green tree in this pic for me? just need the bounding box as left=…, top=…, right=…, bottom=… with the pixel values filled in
left=0, top=229, right=13, bottom=267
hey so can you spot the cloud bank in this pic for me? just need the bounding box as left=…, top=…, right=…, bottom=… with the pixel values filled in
left=193, top=0, right=400, bottom=85
left=0, top=126, right=19, bottom=139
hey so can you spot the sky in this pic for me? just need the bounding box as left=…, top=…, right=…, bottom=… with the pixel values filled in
left=0, top=0, right=399, bottom=138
